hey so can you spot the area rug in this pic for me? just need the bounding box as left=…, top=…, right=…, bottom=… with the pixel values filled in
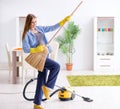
left=67, top=75, right=120, bottom=86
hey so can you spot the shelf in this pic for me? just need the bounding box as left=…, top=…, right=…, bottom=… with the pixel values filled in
left=94, top=16, right=115, bottom=71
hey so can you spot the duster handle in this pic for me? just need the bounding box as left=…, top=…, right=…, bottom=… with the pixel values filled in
left=47, top=1, right=83, bottom=44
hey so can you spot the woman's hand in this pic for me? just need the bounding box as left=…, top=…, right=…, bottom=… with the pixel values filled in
left=42, top=45, right=48, bottom=54
left=59, top=15, right=71, bottom=26
left=30, top=45, right=48, bottom=54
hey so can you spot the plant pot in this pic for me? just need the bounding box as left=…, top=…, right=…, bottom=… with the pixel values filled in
left=66, top=63, right=73, bottom=71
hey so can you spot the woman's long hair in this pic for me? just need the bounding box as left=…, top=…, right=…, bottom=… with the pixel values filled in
left=22, top=14, right=36, bottom=40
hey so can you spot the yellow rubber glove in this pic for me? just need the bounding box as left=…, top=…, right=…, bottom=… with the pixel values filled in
left=59, top=15, right=71, bottom=26
left=30, top=45, right=44, bottom=53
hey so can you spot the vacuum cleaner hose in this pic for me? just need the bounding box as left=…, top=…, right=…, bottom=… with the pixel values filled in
left=23, top=78, right=62, bottom=101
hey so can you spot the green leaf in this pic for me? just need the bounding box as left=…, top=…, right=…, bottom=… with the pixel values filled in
left=55, top=21, right=80, bottom=63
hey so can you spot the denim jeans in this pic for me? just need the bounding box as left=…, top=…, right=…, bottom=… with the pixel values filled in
left=34, top=58, right=60, bottom=105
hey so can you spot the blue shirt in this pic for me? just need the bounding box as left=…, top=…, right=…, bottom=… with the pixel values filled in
left=22, top=23, right=60, bottom=53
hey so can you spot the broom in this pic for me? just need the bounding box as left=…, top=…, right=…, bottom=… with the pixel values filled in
left=25, top=45, right=48, bottom=72
left=25, top=1, right=83, bottom=72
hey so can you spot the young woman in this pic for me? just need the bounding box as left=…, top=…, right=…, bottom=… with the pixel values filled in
left=22, top=14, right=70, bottom=109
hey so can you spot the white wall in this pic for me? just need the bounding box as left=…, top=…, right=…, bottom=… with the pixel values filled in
left=0, top=0, right=120, bottom=70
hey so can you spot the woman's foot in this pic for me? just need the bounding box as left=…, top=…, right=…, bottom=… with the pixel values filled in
left=34, top=104, right=44, bottom=109
left=42, top=85, right=50, bottom=100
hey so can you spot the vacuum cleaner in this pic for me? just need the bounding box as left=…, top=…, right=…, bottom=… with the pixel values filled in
left=23, top=78, right=93, bottom=102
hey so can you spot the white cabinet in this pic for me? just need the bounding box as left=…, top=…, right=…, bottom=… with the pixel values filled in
left=16, top=17, right=26, bottom=47
left=94, top=17, right=116, bottom=71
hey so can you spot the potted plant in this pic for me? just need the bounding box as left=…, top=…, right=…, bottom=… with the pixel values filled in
left=56, top=21, right=80, bottom=70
